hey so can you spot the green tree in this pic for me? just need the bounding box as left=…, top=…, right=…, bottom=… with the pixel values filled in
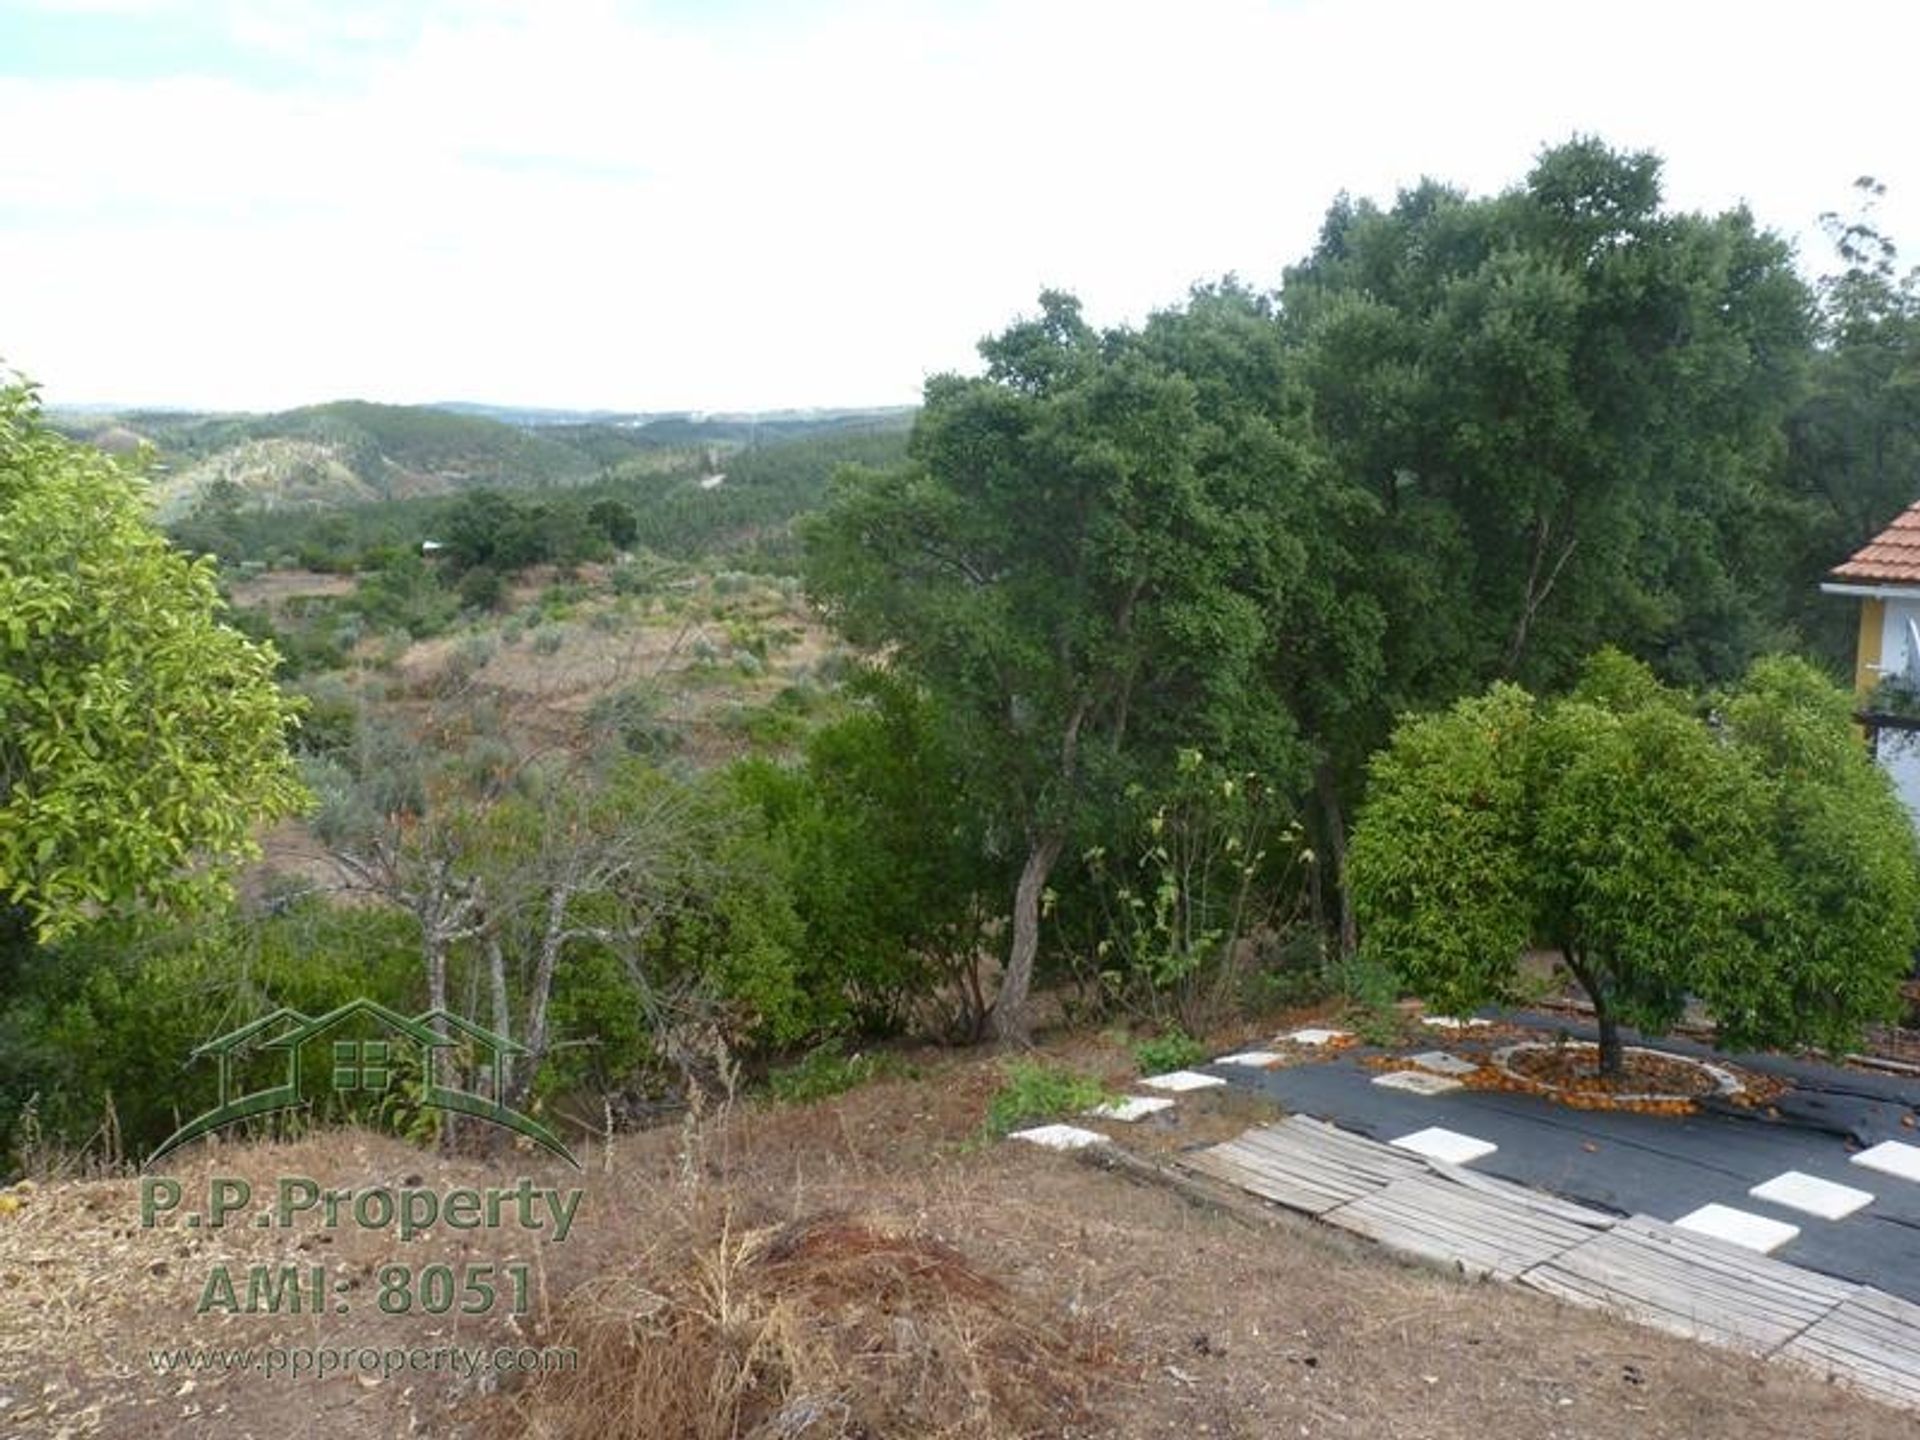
left=734, top=672, right=1006, bottom=1039
left=1285, top=140, right=1812, bottom=943
left=1781, top=179, right=1920, bottom=671
left=1350, top=651, right=1918, bottom=1075
left=587, top=497, right=638, bottom=550
left=805, top=291, right=1321, bottom=1039
left=0, top=381, right=306, bottom=944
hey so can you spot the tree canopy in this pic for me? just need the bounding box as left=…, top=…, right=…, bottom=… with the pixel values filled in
left=1284, top=137, right=1811, bottom=707
left=805, top=288, right=1333, bottom=1037
left=0, top=381, right=306, bottom=942
left=1350, top=650, right=1920, bottom=1073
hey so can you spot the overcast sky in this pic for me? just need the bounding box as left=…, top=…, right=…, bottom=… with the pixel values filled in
left=4, top=0, right=1917, bottom=414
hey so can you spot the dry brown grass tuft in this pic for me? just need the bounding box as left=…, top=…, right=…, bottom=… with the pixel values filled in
left=500, top=1201, right=1109, bottom=1440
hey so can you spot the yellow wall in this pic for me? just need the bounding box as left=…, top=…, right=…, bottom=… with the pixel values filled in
left=1856, top=597, right=1885, bottom=695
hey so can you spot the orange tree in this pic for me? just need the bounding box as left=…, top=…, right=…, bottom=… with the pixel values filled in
left=1349, top=651, right=1919, bottom=1075
left=0, top=380, right=305, bottom=947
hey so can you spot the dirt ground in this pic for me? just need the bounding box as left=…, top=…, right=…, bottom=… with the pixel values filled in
left=2, top=1037, right=1913, bottom=1439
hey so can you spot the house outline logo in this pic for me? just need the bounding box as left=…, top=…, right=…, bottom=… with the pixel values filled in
left=146, top=997, right=581, bottom=1170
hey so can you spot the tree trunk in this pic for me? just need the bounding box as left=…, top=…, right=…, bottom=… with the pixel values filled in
left=486, top=931, right=512, bottom=1103
left=510, top=886, right=571, bottom=1110
left=1596, top=1006, right=1624, bottom=1079
left=992, top=831, right=1065, bottom=1044
left=423, top=927, right=453, bottom=1149
left=1562, top=945, right=1623, bottom=1078
left=1314, top=762, right=1357, bottom=960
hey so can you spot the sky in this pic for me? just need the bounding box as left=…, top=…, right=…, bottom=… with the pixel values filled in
left=3, top=0, right=1918, bottom=415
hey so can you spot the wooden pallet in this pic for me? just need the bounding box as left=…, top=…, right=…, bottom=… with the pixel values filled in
left=1178, top=1115, right=1920, bottom=1412
left=1778, top=1287, right=1920, bottom=1409
left=1180, top=1115, right=1426, bottom=1216
left=1521, top=1214, right=1856, bottom=1354
left=1325, top=1171, right=1611, bottom=1281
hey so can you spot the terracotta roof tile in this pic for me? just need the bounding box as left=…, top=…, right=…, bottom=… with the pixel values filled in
left=1833, top=500, right=1920, bottom=585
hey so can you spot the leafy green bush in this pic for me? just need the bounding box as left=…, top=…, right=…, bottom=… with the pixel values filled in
left=1074, top=748, right=1303, bottom=1031
left=1339, top=1002, right=1411, bottom=1049
left=1351, top=650, right=1920, bottom=1075
left=1131, top=1029, right=1206, bottom=1075
left=0, top=900, right=421, bottom=1167
left=765, top=1042, right=887, bottom=1104
left=353, top=553, right=458, bottom=639
left=587, top=684, right=681, bottom=758
left=457, top=565, right=505, bottom=612
left=727, top=677, right=1005, bottom=1040
left=984, top=1062, right=1114, bottom=1137
left=291, top=676, right=358, bottom=759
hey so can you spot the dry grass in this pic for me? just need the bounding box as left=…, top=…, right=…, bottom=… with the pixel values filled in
left=507, top=1206, right=1106, bottom=1440
left=6, top=1034, right=1920, bottom=1439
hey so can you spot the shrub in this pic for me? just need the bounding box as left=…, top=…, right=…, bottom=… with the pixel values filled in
left=984, top=1063, right=1114, bottom=1137
left=765, top=1042, right=887, bottom=1104
left=1351, top=650, right=1920, bottom=1076
left=1074, top=748, right=1302, bottom=1031
left=530, top=624, right=567, bottom=656
left=457, top=565, right=505, bottom=612
left=446, top=633, right=497, bottom=682
left=587, top=684, right=681, bottom=758
left=1131, top=1029, right=1206, bottom=1075
left=291, top=676, right=358, bottom=759
left=0, top=900, right=421, bottom=1166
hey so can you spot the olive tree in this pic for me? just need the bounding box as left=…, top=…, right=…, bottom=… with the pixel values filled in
left=1350, top=651, right=1919, bottom=1074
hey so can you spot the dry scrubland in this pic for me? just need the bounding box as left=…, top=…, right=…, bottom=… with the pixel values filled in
left=3, top=1032, right=1912, bottom=1440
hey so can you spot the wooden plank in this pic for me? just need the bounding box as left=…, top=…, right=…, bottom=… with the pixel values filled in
left=1179, top=1114, right=1435, bottom=1218
left=1429, top=1162, right=1617, bottom=1229
left=1610, top=1216, right=1855, bottom=1314
left=1225, top=1135, right=1395, bottom=1201
left=1197, top=1142, right=1358, bottom=1207
left=1325, top=1173, right=1600, bottom=1281
left=1778, top=1288, right=1920, bottom=1409
left=1520, top=1216, right=1855, bottom=1354
left=1273, top=1116, right=1431, bottom=1180
left=1549, top=1234, right=1845, bottom=1330
left=1181, top=1145, right=1357, bottom=1216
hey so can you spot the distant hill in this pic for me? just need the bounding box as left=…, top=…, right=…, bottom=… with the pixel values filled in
left=49, top=399, right=914, bottom=520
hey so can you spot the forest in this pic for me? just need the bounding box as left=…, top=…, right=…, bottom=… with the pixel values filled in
left=5, top=137, right=1920, bottom=1166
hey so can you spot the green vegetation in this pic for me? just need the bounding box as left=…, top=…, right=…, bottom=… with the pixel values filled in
left=984, top=1062, right=1115, bottom=1137
left=9, top=139, right=1920, bottom=1169
left=0, top=382, right=306, bottom=944
left=765, top=1041, right=893, bottom=1104
left=1131, top=1029, right=1207, bottom=1075
left=806, top=289, right=1325, bottom=1040
left=1350, top=652, right=1920, bottom=1074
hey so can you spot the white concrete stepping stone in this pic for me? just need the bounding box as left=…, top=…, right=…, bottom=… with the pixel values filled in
left=1284, top=1028, right=1350, bottom=1046
left=1140, top=1069, right=1227, bottom=1092
left=1008, top=1123, right=1107, bottom=1151
left=1408, top=1051, right=1478, bottom=1077
left=1851, top=1140, right=1920, bottom=1183
left=1214, top=1051, right=1283, bottom=1067
left=1373, top=1070, right=1464, bottom=1096
left=1390, top=1125, right=1497, bottom=1165
left=1086, top=1095, right=1175, bottom=1122
left=1673, top=1202, right=1800, bottom=1254
left=1420, top=1015, right=1491, bottom=1030
left=1749, top=1170, right=1874, bottom=1221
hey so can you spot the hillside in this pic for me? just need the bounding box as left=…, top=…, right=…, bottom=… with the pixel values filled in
left=3, top=1036, right=1913, bottom=1439
left=49, top=400, right=913, bottom=520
